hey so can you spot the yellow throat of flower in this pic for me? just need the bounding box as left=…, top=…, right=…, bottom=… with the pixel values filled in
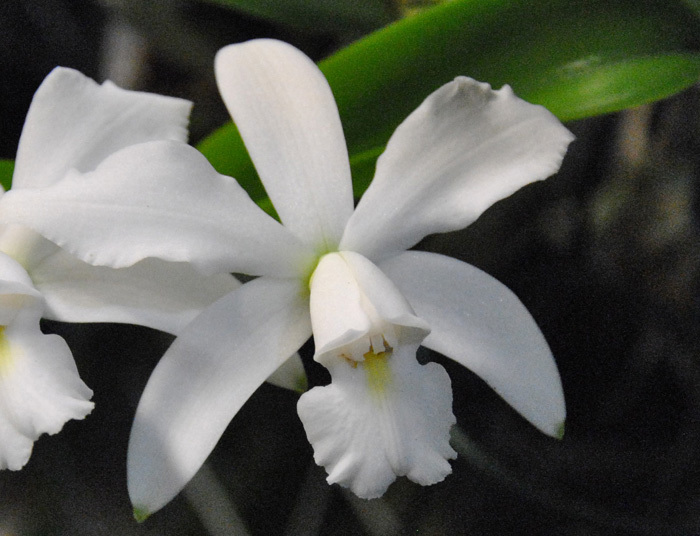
left=363, top=345, right=393, bottom=398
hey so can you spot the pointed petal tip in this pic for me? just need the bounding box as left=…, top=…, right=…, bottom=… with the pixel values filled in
left=295, top=375, right=309, bottom=394
left=537, top=414, right=566, bottom=439
left=555, top=420, right=566, bottom=440
left=133, top=506, right=150, bottom=523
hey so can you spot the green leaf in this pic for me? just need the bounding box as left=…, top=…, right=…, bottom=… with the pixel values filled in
left=0, top=160, right=14, bottom=191
left=199, top=0, right=700, bottom=203
left=526, top=53, right=700, bottom=121
left=200, top=0, right=396, bottom=33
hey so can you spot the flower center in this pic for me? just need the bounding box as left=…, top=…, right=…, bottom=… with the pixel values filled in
left=308, top=250, right=430, bottom=398
left=339, top=336, right=394, bottom=396
left=363, top=344, right=393, bottom=398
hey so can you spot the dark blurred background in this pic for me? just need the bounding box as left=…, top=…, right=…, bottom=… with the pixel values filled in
left=1, top=1, right=700, bottom=534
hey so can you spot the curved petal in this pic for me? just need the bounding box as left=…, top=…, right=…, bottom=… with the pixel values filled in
left=35, top=250, right=240, bottom=335
left=297, top=343, right=456, bottom=498
left=0, top=254, right=93, bottom=470
left=0, top=252, right=43, bottom=327
left=215, top=39, right=353, bottom=251
left=127, top=276, right=312, bottom=517
left=0, top=225, right=60, bottom=273
left=310, top=251, right=428, bottom=366
left=0, top=324, right=94, bottom=471
left=380, top=251, right=565, bottom=437
left=0, top=226, right=240, bottom=334
left=13, top=67, right=191, bottom=189
left=0, top=252, right=38, bottom=302
left=0, top=141, right=314, bottom=278
left=341, top=77, right=574, bottom=262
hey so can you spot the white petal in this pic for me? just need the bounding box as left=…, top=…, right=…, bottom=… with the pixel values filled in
left=0, top=252, right=38, bottom=301
left=128, top=277, right=312, bottom=516
left=0, top=327, right=94, bottom=471
left=38, top=253, right=240, bottom=336
left=13, top=67, right=191, bottom=189
left=297, top=343, right=456, bottom=498
left=0, top=254, right=93, bottom=470
left=0, top=226, right=240, bottom=334
left=215, top=39, right=354, bottom=251
left=0, top=141, right=314, bottom=278
left=341, top=78, right=574, bottom=261
left=0, top=225, right=59, bottom=273
left=309, top=251, right=429, bottom=366
left=0, top=252, right=44, bottom=328
left=380, top=251, right=565, bottom=437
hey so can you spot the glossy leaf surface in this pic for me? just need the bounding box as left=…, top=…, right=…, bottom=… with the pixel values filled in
left=199, top=0, right=700, bottom=204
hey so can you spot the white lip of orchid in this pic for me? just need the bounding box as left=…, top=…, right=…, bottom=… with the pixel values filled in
left=301, top=250, right=455, bottom=497
left=336, top=336, right=396, bottom=402
left=0, top=255, right=94, bottom=472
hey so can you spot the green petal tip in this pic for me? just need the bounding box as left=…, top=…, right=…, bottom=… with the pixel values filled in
left=295, top=375, right=309, bottom=394
left=555, top=421, right=566, bottom=440
left=133, top=507, right=151, bottom=523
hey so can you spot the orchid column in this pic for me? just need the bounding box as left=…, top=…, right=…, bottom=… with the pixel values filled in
left=1, top=39, right=574, bottom=517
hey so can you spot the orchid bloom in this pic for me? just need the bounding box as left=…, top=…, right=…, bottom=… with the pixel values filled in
left=0, top=249, right=92, bottom=470
left=0, top=40, right=573, bottom=515
left=0, top=67, right=241, bottom=469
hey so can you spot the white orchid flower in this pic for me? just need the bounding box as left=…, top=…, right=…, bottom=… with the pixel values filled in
left=0, top=39, right=574, bottom=515
left=3, top=66, right=241, bottom=335
left=0, top=67, right=242, bottom=470
left=0, top=251, right=92, bottom=470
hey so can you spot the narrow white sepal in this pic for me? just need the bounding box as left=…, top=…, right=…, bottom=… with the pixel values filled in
left=215, top=39, right=354, bottom=250
left=127, top=277, right=312, bottom=515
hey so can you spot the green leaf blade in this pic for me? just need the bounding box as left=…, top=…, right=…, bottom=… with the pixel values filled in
left=199, top=0, right=700, bottom=201
left=526, top=53, right=700, bottom=121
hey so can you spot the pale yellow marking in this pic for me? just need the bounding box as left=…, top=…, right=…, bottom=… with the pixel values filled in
left=0, top=326, right=12, bottom=374
left=362, top=343, right=393, bottom=398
